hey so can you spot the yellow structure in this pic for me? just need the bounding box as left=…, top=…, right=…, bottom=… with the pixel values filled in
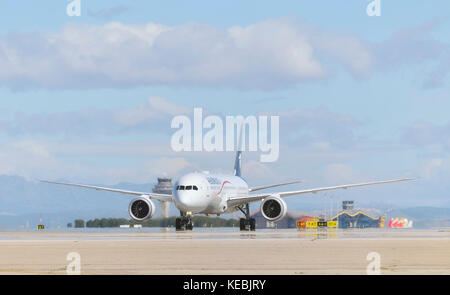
left=306, top=221, right=318, bottom=228
left=327, top=221, right=338, bottom=228
left=298, top=219, right=338, bottom=229
left=379, top=216, right=386, bottom=228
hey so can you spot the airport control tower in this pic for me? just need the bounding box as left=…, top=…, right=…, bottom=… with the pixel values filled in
left=342, top=200, right=354, bottom=210
left=152, top=177, right=173, bottom=218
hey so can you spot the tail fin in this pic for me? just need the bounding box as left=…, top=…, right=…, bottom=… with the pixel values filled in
left=234, top=123, right=243, bottom=177
left=234, top=150, right=242, bottom=177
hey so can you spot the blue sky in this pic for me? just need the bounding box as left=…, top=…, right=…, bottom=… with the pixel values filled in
left=0, top=1, right=449, bottom=208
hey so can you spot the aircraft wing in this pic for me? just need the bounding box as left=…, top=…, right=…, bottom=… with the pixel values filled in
left=40, top=180, right=174, bottom=202
left=228, top=178, right=414, bottom=207
left=248, top=180, right=302, bottom=192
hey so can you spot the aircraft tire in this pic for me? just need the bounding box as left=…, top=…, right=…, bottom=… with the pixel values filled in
left=176, top=218, right=183, bottom=231
left=239, top=218, right=246, bottom=231
left=249, top=218, right=256, bottom=231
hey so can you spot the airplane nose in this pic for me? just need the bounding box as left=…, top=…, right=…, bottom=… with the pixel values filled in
left=176, top=192, right=205, bottom=212
left=177, top=193, right=190, bottom=207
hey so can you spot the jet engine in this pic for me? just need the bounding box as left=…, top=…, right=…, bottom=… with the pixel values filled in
left=129, top=197, right=156, bottom=221
left=260, top=195, right=287, bottom=222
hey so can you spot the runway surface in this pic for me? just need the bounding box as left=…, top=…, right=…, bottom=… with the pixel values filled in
left=0, top=228, right=449, bottom=275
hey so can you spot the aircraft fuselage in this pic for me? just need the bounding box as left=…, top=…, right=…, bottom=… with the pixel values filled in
left=173, top=172, right=249, bottom=215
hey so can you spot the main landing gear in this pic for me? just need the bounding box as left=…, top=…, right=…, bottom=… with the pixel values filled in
left=238, top=203, right=256, bottom=231
left=176, top=212, right=194, bottom=231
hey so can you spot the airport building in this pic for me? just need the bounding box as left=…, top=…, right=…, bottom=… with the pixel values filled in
left=252, top=200, right=385, bottom=229
left=330, top=201, right=385, bottom=229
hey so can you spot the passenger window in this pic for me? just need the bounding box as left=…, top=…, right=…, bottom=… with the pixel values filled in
left=193, top=186, right=198, bottom=191
left=186, top=186, right=193, bottom=190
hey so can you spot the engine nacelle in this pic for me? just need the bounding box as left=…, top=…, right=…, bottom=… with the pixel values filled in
left=260, top=195, right=287, bottom=222
left=129, top=197, right=156, bottom=221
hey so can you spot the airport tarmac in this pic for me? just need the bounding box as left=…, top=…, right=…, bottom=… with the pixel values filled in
left=0, top=228, right=449, bottom=275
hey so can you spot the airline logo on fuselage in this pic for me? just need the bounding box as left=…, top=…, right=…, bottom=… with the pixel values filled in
left=206, top=177, right=221, bottom=185
left=216, top=181, right=231, bottom=197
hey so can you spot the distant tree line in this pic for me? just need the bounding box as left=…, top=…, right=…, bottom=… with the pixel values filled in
left=74, top=219, right=85, bottom=228
left=70, top=216, right=240, bottom=228
left=86, top=218, right=130, bottom=228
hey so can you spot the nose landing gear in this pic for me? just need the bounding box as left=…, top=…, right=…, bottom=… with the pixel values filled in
left=176, top=212, right=194, bottom=231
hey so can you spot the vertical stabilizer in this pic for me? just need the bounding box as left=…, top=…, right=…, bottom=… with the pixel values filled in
left=234, top=123, right=243, bottom=177
left=234, top=150, right=242, bottom=177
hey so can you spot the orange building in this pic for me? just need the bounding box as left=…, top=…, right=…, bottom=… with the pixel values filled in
left=297, top=216, right=319, bottom=229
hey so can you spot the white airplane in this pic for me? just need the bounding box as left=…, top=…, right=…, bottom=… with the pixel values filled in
left=42, top=147, right=414, bottom=231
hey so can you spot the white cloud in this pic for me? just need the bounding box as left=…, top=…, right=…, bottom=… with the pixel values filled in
left=403, top=121, right=450, bottom=148
left=310, top=29, right=373, bottom=79
left=373, top=19, right=449, bottom=88
left=0, top=140, right=60, bottom=180
left=0, top=19, right=375, bottom=90
left=323, top=163, right=366, bottom=184
left=0, top=212, right=17, bottom=216
left=228, top=19, right=326, bottom=82
left=0, top=18, right=447, bottom=90
left=242, top=160, right=277, bottom=183
left=277, top=107, right=362, bottom=150
left=0, top=96, right=188, bottom=137
left=88, top=5, right=130, bottom=20
left=419, top=158, right=445, bottom=179
left=115, top=96, right=190, bottom=126
left=145, top=157, right=192, bottom=177
left=0, top=138, right=195, bottom=184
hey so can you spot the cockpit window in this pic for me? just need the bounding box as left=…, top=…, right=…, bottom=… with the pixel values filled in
left=178, top=185, right=199, bottom=191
